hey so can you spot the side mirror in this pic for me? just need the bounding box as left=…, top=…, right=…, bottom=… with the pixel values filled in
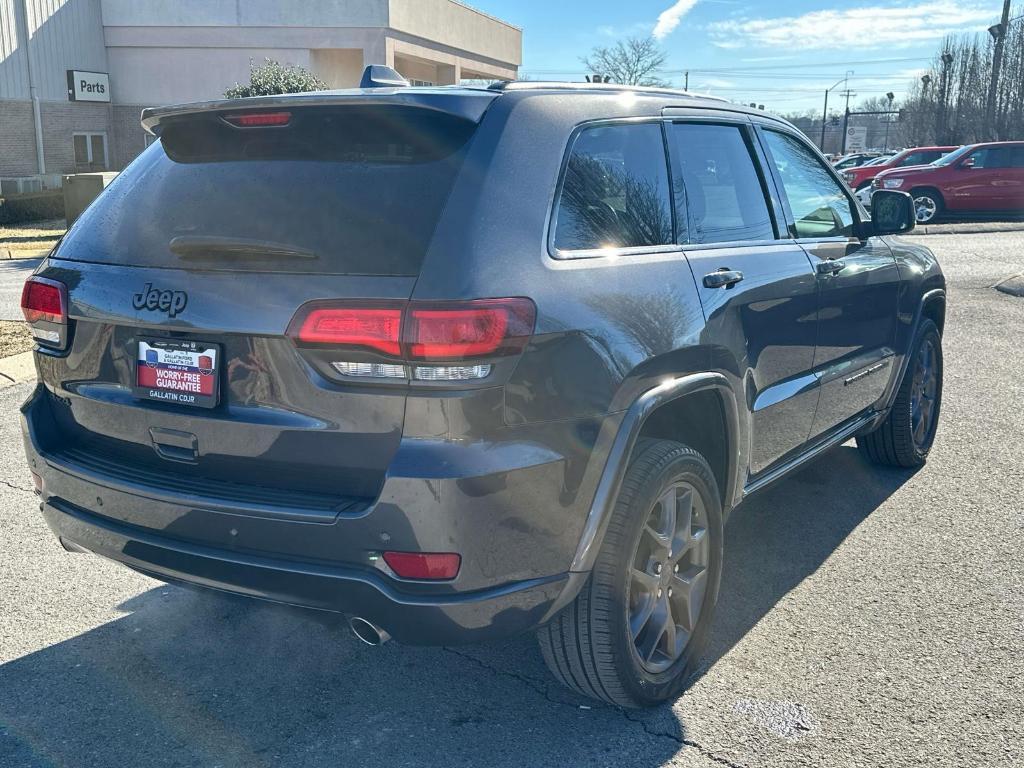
left=870, top=190, right=916, bottom=235
left=960, top=156, right=976, bottom=169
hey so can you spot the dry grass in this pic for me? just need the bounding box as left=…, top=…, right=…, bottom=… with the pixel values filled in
left=0, top=218, right=66, bottom=252
left=0, top=321, right=33, bottom=358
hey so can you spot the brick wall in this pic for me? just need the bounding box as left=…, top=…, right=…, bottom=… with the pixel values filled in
left=0, top=99, right=40, bottom=177
left=39, top=100, right=112, bottom=175
left=111, top=104, right=151, bottom=170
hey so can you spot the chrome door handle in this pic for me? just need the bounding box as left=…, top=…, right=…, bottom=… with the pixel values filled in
left=703, top=269, right=744, bottom=289
left=817, top=259, right=846, bottom=275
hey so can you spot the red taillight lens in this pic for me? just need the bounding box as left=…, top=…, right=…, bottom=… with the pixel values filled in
left=405, top=299, right=534, bottom=360
left=288, top=298, right=536, bottom=362
left=382, top=551, right=461, bottom=580
left=21, top=278, right=65, bottom=324
left=223, top=111, right=292, bottom=128
left=292, top=306, right=403, bottom=356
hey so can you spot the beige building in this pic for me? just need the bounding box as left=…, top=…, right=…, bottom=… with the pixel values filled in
left=0, top=0, right=521, bottom=186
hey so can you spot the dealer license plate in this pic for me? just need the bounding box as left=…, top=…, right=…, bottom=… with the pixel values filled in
left=135, top=338, right=220, bottom=409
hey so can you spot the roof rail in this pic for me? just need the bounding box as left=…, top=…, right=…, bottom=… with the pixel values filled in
left=488, top=80, right=730, bottom=103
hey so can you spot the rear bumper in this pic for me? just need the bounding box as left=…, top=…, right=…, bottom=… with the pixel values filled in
left=21, top=384, right=605, bottom=644
left=39, top=498, right=574, bottom=645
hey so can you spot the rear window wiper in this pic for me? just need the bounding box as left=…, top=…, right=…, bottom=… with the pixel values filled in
left=169, top=236, right=318, bottom=261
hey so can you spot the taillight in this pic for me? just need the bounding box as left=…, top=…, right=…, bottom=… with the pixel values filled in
left=292, top=306, right=403, bottom=356
left=223, top=111, right=292, bottom=128
left=21, top=276, right=68, bottom=349
left=288, top=298, right=536, bottom=382
left=405, top=299, right=535, bottom=360
left=382, top=551, right=461, bottom=580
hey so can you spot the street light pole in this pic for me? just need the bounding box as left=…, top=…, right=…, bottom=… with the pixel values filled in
left=937, top=52, right=953, bottom=144
left=840, top=82, right=856, bottom=154
left=985, top=0, right=1012, bottom=139
left=820, top=72, right=852, bottom=154
left=883, top=91, right=895, bottom=152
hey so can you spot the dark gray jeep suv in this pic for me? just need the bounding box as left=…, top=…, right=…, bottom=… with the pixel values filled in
left=20, top=72, right=945, bottom=708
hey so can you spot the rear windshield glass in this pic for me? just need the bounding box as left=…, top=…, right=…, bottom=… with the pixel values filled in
left=56, top=106, right=477, bottom=275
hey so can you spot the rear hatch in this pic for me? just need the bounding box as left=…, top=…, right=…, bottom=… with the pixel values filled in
left=30, top=92, right=495, bottom=515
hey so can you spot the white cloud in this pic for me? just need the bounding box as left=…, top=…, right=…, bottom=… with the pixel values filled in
left=709, top=2, right=992, bottom=50
left=697, top=77, right=736, bottom=88
left=653, top=0, right=700, bottom=41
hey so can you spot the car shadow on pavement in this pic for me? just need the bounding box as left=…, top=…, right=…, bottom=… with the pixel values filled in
left=0, top=446, right=915, bottom=768
left=700, top=444, right=918, bottom=678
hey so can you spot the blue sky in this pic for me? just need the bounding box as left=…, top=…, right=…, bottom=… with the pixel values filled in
left=474, top=0, right=1007, bottom=113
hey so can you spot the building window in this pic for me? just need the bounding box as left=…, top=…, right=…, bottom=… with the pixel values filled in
left=410, top=79, right=435, bottom=87
left=73, top=132, right=108, bottom=171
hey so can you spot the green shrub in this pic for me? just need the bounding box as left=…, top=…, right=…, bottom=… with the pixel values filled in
left=0, top=191, right=65, bottom=225
left=225, top=58, right=328, bottom=98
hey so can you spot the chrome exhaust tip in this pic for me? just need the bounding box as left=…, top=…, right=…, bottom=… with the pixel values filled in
left=349, top=616, right=391, bottom=646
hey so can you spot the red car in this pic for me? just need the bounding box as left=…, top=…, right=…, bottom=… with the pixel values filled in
left=872, top=141, right=1024, bottom=223
left=842, top=146, right=957, bottom=192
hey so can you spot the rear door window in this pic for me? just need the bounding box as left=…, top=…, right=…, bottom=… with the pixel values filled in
left=56, top=106, right=478, bottom=275
left=552, top=123, right=673, bottom=253
left=761, top=130, right=856, bottom=239
left=668, top=123, right=776, bottom=244
left=899, top=150, right=941, bottom=166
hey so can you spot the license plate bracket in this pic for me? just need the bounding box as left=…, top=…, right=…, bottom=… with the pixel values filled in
left=135, top=338, right=221, bottom=409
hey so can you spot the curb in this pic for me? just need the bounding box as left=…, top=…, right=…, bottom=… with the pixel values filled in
left=0, top=351, right=36, bottom=387
left=1, top=247, right=52, bottom=260
left=908, top=223, right=1024, bottom=236
left=994, top=273, right=1024, bottom=297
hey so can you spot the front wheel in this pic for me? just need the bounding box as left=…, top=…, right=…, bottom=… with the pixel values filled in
left=911, top=189, right=943, bottom=223
left=538, top=439, right=724, bottom=708
left=857, top=318, right=943, bottom=467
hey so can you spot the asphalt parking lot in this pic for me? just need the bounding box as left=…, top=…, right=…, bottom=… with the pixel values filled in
left=1, top=232, right=1022, bottom=767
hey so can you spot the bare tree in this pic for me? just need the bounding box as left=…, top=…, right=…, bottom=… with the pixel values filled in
left=581, top=37, right=669, bottom=87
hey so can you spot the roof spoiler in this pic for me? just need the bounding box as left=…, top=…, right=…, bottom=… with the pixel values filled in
left=141, top=89, right=498, bottom=136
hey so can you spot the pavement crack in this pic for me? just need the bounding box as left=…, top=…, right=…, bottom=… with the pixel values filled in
left=621, top=709, right=748, bottom=768
left=0, top=478, right=33, bottom=493
left=442, top=647, right=747, bottom=767
left=441, top=646, right=570, bottom=707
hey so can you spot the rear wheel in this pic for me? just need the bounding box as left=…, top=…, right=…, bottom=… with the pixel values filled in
left=537, top=439, right=724, bottom=708
left=910, top=188, right=943, bottom=223
left=857, top=318, right=943, bottom=467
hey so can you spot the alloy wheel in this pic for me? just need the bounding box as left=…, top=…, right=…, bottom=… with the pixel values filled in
left=628, top=482, right=710, bottom=673
left=913, top=195, right=938, bottom=223
left=910, top=337, right=939, bottom=448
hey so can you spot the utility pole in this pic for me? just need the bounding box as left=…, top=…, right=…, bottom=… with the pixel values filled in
left=684, top=71, right=689, bottom=90
left=985, top=0, right=1012, bottom=140
left=839, top=86, right=856, bottom=154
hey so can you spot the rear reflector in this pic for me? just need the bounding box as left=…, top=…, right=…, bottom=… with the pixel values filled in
left=382, top=551, right=461, bottom=580
left=21, top=276, right=68, bottom=349
left=288, top=298, right=535, bottom=362
left=223, top=111, right=292, bottom=128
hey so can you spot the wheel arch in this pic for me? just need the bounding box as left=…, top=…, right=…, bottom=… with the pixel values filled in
left=569, top=373, right=740, bottom=574
left=921, top=289, right=946, bottom=334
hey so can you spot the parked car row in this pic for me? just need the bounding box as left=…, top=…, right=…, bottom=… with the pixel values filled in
left=838, top=141, right=1024, bottom=223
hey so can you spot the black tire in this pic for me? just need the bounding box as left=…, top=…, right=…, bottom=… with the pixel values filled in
left=857, top=318, right=943, bottom=468
left=910, top=188, right=944, bottom=224
left=537, top=439, right=724, bottom=708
